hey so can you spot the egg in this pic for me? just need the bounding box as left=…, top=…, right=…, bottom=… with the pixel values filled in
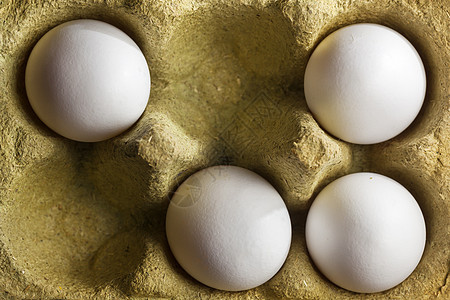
left=25, top=19, right=150, bottom=142
left=305, top=172, right=426, bottom=293
left=304, top=23, right=426, bottom=144
left=166, top=165, right=292, bottom=291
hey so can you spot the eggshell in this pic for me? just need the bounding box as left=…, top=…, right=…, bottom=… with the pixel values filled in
left=25, top=19, right=151, bottom=142
left=305, top=172, right=426, bottom=293
left=165, top=165, right=292, bottom=291
left=304, top=23, right=426, bottom=144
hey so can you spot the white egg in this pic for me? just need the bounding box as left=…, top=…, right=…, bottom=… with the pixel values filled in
left=305, top=172, right=426, bottom=293
left=166, top=165, right=292, bottom=291
left=25, top=19, right=150, bottom=142
left=304, top=23, right=426, bottom=144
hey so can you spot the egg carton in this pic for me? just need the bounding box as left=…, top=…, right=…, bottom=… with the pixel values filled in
left=0, top=0, right=448, bottom=299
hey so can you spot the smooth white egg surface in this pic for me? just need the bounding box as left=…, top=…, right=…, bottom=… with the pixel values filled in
left=166, top=165, right=292, bottom=291
left=304, top=23, right=426, bottom=144
left=305, top=172, right=426, bottom=293
left=25, top=19, right=150, bottom=142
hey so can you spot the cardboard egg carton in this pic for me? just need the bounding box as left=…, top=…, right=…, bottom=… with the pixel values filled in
left=0, top=0, right=448, bottom=298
